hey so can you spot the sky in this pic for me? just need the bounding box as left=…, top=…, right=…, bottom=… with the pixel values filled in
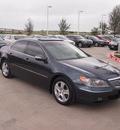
left=0, top=0, right=120, bottom=32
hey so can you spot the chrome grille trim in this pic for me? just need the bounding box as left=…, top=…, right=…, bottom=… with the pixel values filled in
left=108, top=76, right=120, bottom=81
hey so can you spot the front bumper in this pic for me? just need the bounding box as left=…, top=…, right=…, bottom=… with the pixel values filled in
left=99, top=42, right=106, bottom=46
left=109, top=44, right=118, bottom=50
left=74, top=85, right=120, bottom=103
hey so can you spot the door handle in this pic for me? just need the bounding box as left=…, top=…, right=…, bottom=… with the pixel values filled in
left=26, top=58, right=29, bottom=61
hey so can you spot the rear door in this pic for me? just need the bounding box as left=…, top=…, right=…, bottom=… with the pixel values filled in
left=8, top=40, right=28, bottom=76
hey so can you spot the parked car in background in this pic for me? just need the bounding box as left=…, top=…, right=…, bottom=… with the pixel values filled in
left=0, top=38, right=120, bottom=105
left=108, top=39, right=120, bottom=50
left=0, top=37, right=7, bottom=48
left=115, top=35, right=120, bottom=41
left=79, top=35, right=93, bottom=47
left=95, top=35, right=110, bottom=45
left=0, top=34, right=7, bottom=39
left=48, top=35, right=75, bottom=45
left=4, top=34, right=27, bottom=44
left=102, top=35, right=115, bottom=42
left=84, top=36, right=106, bottom=47
left=29, top=35, right=47, bottom=38
left=66, top=35, right=92, bottom=47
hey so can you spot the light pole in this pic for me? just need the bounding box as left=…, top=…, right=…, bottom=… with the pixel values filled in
left=47, top=6, right=52, bottom=35
left=101, top=14, right=106, bottom=35
left=78, top=11, right=83, bottom=35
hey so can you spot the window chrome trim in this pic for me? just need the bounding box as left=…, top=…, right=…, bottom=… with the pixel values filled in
left=9, top=40, right=50, bottom=63
left=114, top=86, right=120, bottom=89
left=108, top=76, right=120, bottom=81
left=12, top=64, right=48, bottom=78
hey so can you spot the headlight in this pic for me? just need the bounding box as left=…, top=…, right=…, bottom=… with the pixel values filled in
left=80, top=76, right=109, bottom=87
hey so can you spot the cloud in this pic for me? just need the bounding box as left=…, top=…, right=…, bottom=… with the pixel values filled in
left=0, top=0, right=119, bottom=32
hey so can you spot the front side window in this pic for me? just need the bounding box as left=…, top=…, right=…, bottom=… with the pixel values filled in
left=91, top=36, right=98, bottom=40
left=11, top=41, right=28, bottom=53
left=25, top=42, right=44, bottom=56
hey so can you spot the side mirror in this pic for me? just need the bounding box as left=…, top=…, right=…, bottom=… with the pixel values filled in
left=35, top=55, right=48, bottom=63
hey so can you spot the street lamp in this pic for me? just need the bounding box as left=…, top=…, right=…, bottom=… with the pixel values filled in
left=78, top=11, right=83, bottom=35
left=101, top=14, right=106, bottom=35
left=47, top=6, right=52, bottom=35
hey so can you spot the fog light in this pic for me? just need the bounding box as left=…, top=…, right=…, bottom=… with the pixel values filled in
left=97, top=97, right=102, bottom=102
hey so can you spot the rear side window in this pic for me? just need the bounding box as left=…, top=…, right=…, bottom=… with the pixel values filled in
left=11, top=41, right=28, bottom=53
left=25, top=42, right=44, bottom=56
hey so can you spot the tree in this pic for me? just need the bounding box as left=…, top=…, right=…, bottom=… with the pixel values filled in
left=109, top=5, right=120, bottom=36
left=91, top=27, right=99, bottom=35
left=58, top=18, right=70, bottom=34
left=99, top=22, right=108, bottom=35
left=25, top=18, right=34, bottom=35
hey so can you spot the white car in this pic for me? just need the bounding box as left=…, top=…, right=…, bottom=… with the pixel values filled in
left=4, top=34, right=27, bottom=44
left=48, top=35, right=75, bottom=45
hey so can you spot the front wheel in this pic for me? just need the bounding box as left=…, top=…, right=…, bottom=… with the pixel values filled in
left=52, top=77, right=74, bottom=105
left=78, top=42, right=83, bottom=48
left=1, top=60, right=12, bottom=78
left=95, top=43, right=99, bottom=47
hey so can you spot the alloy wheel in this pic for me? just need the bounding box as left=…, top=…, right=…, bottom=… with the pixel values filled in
left=54, top=81, right=70, bottom=103
left=1, top=61, right=11, bottom=78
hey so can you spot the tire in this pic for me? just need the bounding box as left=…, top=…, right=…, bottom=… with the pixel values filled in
left=101, top=45, right=105, bottom=47
left=78, top=42, right=83, bottom=48
left=88, top=45, right=91, bottom=47
left=52, top=77, right=74, bottom=105
left=109, top=46, right=113, bottom=50
left=95, top=43, right=99, bottom=47
left=1, top=60, right=12, bottom=78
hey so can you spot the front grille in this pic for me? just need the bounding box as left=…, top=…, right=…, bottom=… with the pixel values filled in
left=109, top=79, right=120, bottom=87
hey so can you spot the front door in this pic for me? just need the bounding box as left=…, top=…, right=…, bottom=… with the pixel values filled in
left=23, top=41, right=51, bottom=88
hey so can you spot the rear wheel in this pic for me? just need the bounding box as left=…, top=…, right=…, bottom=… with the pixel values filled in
left=88, top=45, right=91, bottom=47
left=53, top=77, right=74, bottom=105
left=1, top=60, right=12, bottom=78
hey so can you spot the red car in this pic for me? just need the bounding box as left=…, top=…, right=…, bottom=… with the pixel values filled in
left=95, top=35, right=110, bottom=45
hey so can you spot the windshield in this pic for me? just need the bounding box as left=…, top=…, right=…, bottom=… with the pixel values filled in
left=44, top=42, right=88, bottom=60
left=0, top=37, right=3, bottom=41
left=91, top=36, right=99, bottom=40
left=75, top=35, right=84, bottom=39
left=57, top=35, right=68, bottom=40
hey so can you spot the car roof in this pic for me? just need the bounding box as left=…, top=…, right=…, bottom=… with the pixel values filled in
left=17, top=38, right=63, bottom=42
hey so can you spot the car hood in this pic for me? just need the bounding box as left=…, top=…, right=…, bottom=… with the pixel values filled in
left=98, top=39, right=105, bottom=42
left=59, top=57, right=120, bottom=80
left=109, top=41, right=118, bottom=45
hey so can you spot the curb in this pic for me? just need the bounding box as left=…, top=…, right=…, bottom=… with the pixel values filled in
left=110, top=53, right=120, bottom=63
